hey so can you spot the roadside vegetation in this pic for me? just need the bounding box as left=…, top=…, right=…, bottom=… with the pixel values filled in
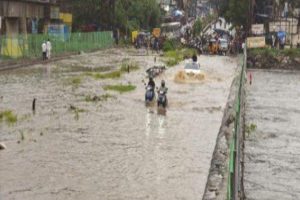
left=85, top=93, right=115, bottom=102
left=245, top=123, right=257, bottom=137
left=163, top=47, right=197, bottom=67
left=249, top=48, right=300, bottom=58
left=84, top=61, right=139, bottom=80
left=0, top=110, right=18, bottom=125
left=103, top=84, right=136, bottom=93
left=120, top=61, right=140, bottom=72
left=69, top=105, right=85, bottom=120
left=85, top=71, right=121, bottom=79
left=65, top=76, right=83, bottom=87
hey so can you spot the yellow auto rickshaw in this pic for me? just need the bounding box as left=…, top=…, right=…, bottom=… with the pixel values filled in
left=208, top=39, right=219, bottom=54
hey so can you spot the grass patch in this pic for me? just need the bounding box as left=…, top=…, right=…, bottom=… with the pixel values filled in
left=103, top=84, right=136, bottom=93
left=164, top=50, right=182, bottom=67
left=71, top=77, right=81, bottom=85
left=85, top=70, right=121, bottom=79
left=69, top=105, right=85, bottom=120
left=120, top=61, right=140, bottom=72
left=163, top=48, right=197, bottom=67
left=84, top=62, right=140, bottom=80
left=85, top=93, right=115, bottom=102
left=0, top=110, right=17, bottom=125
left=65, top=76, right=82, bottom=87
left=245, top=123, right=257, bottom=137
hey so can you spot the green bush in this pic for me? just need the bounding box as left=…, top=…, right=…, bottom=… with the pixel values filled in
left=163, top=48, right=196, bottom=67
left=249, top=48, right=300, bottom=58
left=162, top=39, right=181, bottom=52
left=163, top=40, right=175, bottom=52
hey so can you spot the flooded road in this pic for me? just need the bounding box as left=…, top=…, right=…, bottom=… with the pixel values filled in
left=245, top=70, right=300, bottom=200
left=0, top=49, right=237, bottom=200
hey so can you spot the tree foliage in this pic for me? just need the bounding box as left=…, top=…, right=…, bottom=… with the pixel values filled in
left=72, top=0, right=161, bottom=32
left=220, top=0, right=249, bottom=28
left=193, top=18, right=202, bottom=36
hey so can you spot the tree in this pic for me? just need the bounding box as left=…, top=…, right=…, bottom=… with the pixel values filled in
left=224, top=0, right=249, bottom=28
left=115, top=0, right=161, bottom=33
left=193, top=18, right=203, bottom=36
left=71, top=0, right=161, bottom=32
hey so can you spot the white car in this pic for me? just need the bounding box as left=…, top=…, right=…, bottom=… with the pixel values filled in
left=184, top=61, right=201, bottom=74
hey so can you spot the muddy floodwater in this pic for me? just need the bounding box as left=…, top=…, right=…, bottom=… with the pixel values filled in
left=245, top=70, right=300, bottom=200
left=0, top=49, right=237, bottom=200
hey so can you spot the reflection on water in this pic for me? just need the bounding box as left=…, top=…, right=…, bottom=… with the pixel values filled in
left=145, top=109, right=152, bottom=137
left=145, top=108, right=166, bottom=139
left=157, top=115, right=166, bottom=139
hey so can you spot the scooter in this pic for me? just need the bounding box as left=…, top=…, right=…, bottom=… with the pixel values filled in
left=145, top=85, right=155, bottom=103
left=157, top=89, right=167, bottom=108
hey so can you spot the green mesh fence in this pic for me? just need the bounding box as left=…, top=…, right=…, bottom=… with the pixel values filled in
left=0, top=31, right=113, bottom=58
left=227, top=48, right=246, bottom=200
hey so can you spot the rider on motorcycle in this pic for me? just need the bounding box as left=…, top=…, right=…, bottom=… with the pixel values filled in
left=158, top=80, right=168, bottom=94
left=157, top=80, right=168, bottom=107
left=147, top=76, right=155, bottom=92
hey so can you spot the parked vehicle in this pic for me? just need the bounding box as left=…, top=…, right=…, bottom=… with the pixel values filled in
left=208, top=39, right=219, bottom=54
left=161, top=22, right=181, bottom=39
left=219, top=38, right=229, bottom=55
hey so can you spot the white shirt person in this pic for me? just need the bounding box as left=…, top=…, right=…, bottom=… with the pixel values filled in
left=46, top=39, right=52, bottom=59
left=42, top=41, right=47, bottom=60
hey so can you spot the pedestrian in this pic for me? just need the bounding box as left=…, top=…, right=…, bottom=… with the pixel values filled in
left=42, top=41, right=47, bottom=61
left=154, top=37, right=159, bottom=54
left=146, top=39, right=150, bottom=55
left=192, top=53, right=197, bottom=62
left=46, top=39, right=52, bottom=59
left=271, top=34, right=275, bottom=48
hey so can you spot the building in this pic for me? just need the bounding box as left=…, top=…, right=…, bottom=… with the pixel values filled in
left=0, top=0, right=59, bottom=36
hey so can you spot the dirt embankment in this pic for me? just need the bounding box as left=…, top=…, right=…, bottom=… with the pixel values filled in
left=247, top=49, right=300, bottom=70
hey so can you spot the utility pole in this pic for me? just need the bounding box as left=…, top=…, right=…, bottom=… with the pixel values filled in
left=109, top=0, right=115, bottom=31
left=248, top=0, right=253, bottom=36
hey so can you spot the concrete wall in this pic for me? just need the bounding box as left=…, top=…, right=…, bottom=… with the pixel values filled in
left=0, top=1, right=44, bottom=18
left=292, top=34, right=300, bottom=46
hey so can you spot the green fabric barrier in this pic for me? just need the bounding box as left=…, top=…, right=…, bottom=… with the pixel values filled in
left=0, top=31, right=114, bottom=58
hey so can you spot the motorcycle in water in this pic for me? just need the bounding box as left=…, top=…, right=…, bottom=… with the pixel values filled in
left=157, top=89, right=167, bottom=108
left=145, top=85, right=155, bottom=103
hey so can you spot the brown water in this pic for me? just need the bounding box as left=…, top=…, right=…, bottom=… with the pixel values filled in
left=0, top=49, right=237, bottom=200
left=245, top=69, right=300, bottom=200
left=174, top=71, right=206, bottom=84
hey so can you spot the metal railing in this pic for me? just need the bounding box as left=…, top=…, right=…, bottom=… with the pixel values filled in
left=227, top=46, right=247, bottom=200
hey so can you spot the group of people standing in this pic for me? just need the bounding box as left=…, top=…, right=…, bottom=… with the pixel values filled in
left=42, top=39, right=52, bottom=60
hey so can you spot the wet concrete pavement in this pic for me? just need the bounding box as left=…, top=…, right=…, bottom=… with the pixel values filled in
left=0, top=49, right=238, bottom=200
left=245, top=70, right=300, bottom=200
